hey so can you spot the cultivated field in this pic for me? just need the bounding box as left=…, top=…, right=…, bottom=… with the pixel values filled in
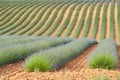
left=0, top=0, right=120, bottom=43
left=0, top=0, right=120, bottom=80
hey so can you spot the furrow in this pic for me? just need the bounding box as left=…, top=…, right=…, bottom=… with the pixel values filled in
left=50, top=2, right=75, bottom=36
left=78, top=2, right=92, bottom=38
left=0, top=4, right=38, bottom=35
left=70, top=2, right=86, bottom=37
left=41, top=2, right=66, bottom=36
left=24, top=2, right=56, bottom=36
left=32, top=3, right=61, bottom=36
left=60, top=2, right=80, bottom=37
left=106, top=1, right=111, bottom=38
left=87, top=3, right=99, bottom=37
left=115, top=1, right=119, bottom=44
left=96, top=2, right=105, bottom=41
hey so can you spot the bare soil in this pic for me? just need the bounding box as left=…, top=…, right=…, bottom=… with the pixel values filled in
left=60, top=3, right=79, bottom=37
left=87, top=2, right=99, bottom=37
left=42, top=4, right=65, bottom=36
left=23, top=5, right=48, bottom=35
left=51, top=3, right=74, bottom=36
left=78, top=3, right=91, bottom=38
left=0, top=7, right=16, bottom=22
left=23, top=6, right=44, bottom=35
left=10, top=5, right=40, bottom=34
left=32, top=5, right=54, bottom=36
left=34, top=5, right=58, bottom=35
left=70, top=3, right=86, bottom=37
left=7, top=7, right=25, bottom=24
left=96, top=2, right=104, bottom=41
left=106, top=2, right=111, bottom=38
left=14, top=5, right=39, bottom=34
left=114, top=2, right=119, bottom=43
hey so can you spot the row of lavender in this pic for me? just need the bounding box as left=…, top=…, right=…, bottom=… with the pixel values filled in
left=0, top=35, right=119, bottom=72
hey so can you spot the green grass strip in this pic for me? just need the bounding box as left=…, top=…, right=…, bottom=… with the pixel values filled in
left=44, top=1, right=74, bottom=36
left=117, top=0, right=120, bottom=43
left=81, top=1, right=98, bottom=37
left=54, top=2, right=79, bottom=36
left=5, top=2, right=48, bottom=35
left=0, top=2, right=51, bottom=34
left=0, top=1, right=35, bottom=23
left=0, top=3, right=37, bottom=30
left=0, top=3, right=36, bottom=30
left=109, top=0, right=114, bottom=38
left=16, top=1, right=58, bottom=35
left=64, top=1, right=85, bottom=36
left=73, top=1, right=92, bottom=37
left=90, top=2, right=103, bottom=38
left=21, top=1, right=63, bottom=35
left=92, top=75, right=110, bottom=80
left=32, top=1, right=68, bottom=36
left=0, top=4, right=40, bottom=34
left=99, top=1, right=109, bottom=41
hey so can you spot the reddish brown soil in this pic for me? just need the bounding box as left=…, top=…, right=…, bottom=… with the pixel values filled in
left=0, top=45, right=120, bottom=80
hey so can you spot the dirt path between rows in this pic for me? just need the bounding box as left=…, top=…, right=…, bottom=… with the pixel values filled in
left=87, top=3, right=98, bottom=37
left=0, top=5, right=33, bottom=30
left=114, top=1, right=119, bottom=44
left=14, top=5, right=39, bottom=34
left=0, top=6, right=28, bottom=31
left=32, top=4, right=58, bottom=36
left=23, top=4, right=48, bottom=35
left=51, top=3, right=74, bottom=36
left=31, top=5, right=54, bottom=36
left=0, top=7, right=17, bottom=22
left=96, top=2, right=104, bottom=41
left=60, top=3, right=79, bottom=37
left=0, top=45, right=120, bottom=80
left=23, top=6, right=45, bottom=35
left=5, top=6, right=26, bottom=25
left=9, top=6, right=40, bottom=34
left=106, top=2, right=111, bottom=38
left=42, top=3, right=65, bottom=36
left=60, top=45, right=97, bottom=71
left=70, top=3, right=86, bottom=37
left=78, top=3, right=91, bottom=38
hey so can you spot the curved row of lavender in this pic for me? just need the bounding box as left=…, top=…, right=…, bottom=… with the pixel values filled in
left=87, top=38, right=118, bottom=69
left=24, top=38, right=97, bottom=72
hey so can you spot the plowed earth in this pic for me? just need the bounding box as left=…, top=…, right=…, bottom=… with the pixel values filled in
left=0, top=1, right=119, bottom=44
